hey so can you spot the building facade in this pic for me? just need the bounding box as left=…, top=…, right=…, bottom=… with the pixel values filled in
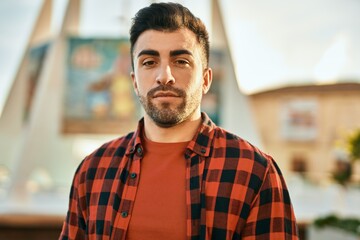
left=249, top=82, right=360, bottom=182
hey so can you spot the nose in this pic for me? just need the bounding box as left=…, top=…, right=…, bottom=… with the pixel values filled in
left=156, top=64, right=175, bottom=85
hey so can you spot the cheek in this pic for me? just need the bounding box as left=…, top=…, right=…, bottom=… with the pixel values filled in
left=175, top=71, right=201, bottom=88
left=189, top=73, right=204, bottom=92
left=133, top=72, right=149, bottom=95
left=135, top=83, right=145, bottom=96
left=136, top=81, right=156, bottom=98
left=184, top=82, right=202, bottom=98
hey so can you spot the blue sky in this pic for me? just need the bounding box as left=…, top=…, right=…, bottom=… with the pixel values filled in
left=1, top=0, right=359, bottom=115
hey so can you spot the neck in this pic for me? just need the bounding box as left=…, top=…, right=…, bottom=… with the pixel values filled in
left=143, top=112, right=202, bottom=143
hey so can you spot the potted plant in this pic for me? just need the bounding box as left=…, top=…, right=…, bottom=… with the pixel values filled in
left=309, top=214, right=360, bottom=240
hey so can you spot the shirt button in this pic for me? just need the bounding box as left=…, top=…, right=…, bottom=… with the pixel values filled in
left=136, top=147, right=143, bottom=156
left=121, top=211, right=128, bottom=218
left=130, top=173, right=137, bottom=179
left=201, top=148, right=206, bottom=154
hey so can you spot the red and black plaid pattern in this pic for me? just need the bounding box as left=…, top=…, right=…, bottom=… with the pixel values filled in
left=60, top=113, right=298, bottom=240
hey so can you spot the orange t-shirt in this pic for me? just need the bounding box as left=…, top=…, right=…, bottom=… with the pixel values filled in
left=126, top=137, right=188, bottom=240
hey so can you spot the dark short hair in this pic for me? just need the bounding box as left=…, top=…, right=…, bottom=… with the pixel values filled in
left=129, top=2, right=210, bottom=70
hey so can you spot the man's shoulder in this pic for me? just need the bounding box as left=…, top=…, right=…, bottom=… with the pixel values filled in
left=76, top=132, right=135, bottom=172
left=91, top=132, right=135, bottom=157
left=212, top=126, right=272, bottom=168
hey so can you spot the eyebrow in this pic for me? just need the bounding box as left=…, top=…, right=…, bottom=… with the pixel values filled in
left=137, top=49, right=160, bottom=58
left=136, top=49, right=193, bottom=59
left=170, top=49, right=193, bottom=57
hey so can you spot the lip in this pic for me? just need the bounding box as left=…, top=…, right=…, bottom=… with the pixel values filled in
left=153, top=91, right=180, bottom=98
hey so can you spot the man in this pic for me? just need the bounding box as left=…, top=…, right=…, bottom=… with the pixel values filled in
left=60, top=2, right=298, bottom=240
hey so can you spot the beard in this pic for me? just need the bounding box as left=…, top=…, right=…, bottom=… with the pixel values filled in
left=138, top=85, right=202, bottom=128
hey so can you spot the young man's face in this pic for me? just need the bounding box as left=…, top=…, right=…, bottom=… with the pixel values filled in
left=131, top=28, right=212, bottom=127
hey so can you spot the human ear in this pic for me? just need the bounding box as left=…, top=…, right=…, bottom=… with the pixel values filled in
left=130, top=72, right=139, bottom=95
left=202, top=68, right=213, bottom=94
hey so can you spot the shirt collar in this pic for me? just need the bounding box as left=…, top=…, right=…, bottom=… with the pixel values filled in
left=186, top=112, right=215, bottom=157
left=125, top=119, right=144, bottom=156
left=126, top=112, right=216, bottom=157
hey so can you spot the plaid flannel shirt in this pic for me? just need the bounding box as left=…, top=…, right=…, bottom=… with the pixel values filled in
left=60, top=113, right=298, bottom=240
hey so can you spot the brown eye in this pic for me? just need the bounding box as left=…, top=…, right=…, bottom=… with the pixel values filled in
left=143, top=60, right=156, bottom=67
left=175, top=59, right=190, bottom=66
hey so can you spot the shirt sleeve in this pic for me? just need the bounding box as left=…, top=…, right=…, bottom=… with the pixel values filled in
left=241, top=158, right=299, bottom=240
left=59, top=165, right=87, bottom=240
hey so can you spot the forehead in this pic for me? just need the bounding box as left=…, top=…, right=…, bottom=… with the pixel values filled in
left=133, top=28, right=201, bottom=56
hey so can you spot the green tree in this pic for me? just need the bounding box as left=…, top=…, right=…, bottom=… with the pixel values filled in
left=348, top=130, right=360, bottom=161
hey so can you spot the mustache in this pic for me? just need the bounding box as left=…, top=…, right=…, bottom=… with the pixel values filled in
left=147, top=85, right=185, bottom=98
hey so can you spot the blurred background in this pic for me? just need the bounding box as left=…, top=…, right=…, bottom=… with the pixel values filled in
left=0, top=0, right=359, bottom=239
